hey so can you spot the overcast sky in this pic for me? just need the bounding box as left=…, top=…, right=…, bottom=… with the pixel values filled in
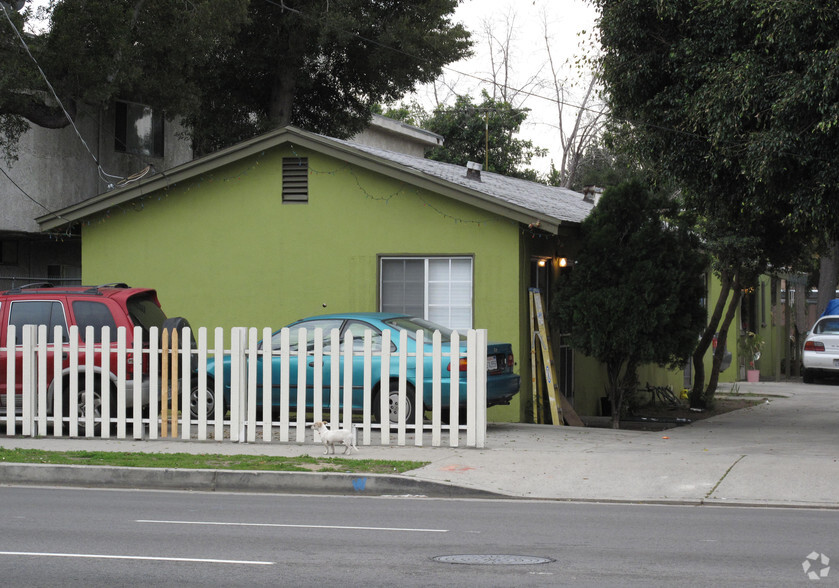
left=415, top=0, right=600, bottom=175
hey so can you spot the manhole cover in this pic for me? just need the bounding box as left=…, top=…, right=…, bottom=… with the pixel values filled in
left=433, top=554, right=554, bottom=565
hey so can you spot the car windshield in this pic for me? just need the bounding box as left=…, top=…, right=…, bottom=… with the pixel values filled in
left=383, top=317, right=455, bottom=340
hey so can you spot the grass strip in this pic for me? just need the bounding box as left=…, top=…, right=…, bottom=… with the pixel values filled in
left=0, top=447, right=428, bottom=474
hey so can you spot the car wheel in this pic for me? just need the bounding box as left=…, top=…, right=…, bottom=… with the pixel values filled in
left=373, top=381, right=417, bottom=424
left=190, top=379, right=217, bottom=420
left=803, top=368, right=815, bottom=384
left=64, top=380, right=104, bottom=435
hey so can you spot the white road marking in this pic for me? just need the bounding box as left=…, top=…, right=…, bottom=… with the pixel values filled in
left=137, top=519, right=448, bottom=533
left=0, top=551, right=273, bottom=565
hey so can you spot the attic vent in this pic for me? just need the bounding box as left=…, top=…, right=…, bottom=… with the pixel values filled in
left=282, top=157, right=309, bottom=203
left=466, top=161, right=482, bottom=181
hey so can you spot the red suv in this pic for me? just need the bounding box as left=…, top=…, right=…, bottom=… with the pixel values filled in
left=0, top=283, right=185, bottom=432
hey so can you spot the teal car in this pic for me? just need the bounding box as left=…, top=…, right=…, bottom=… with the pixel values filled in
left=200, top=313, right=520, bottom=423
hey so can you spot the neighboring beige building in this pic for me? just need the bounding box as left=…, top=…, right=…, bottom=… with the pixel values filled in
left=0, top=100, right=191, bottom=288
left=352, top=114, right=444, bottom=158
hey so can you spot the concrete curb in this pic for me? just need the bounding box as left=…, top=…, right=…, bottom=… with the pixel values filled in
left=0, top=463, right=505, bottom=499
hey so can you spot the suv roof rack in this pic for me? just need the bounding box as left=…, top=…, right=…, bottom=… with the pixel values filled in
left=81, top=283, right=129, bottom=294
left=2, top=282, right=55, bottom=294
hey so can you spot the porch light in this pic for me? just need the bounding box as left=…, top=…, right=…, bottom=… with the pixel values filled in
left=558, top=257, right=568, bottom=268
left=537, top=259, right=547, bottom=268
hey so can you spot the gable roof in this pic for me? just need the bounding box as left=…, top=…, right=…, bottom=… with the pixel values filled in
left=37, top=126, right=592, bottom=234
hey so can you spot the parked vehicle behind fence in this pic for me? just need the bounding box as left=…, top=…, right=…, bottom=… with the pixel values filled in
left=0, top=283, right=187, bottom=432
left=202, top=312, right=520, bottom=424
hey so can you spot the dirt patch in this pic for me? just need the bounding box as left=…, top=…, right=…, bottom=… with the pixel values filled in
left=595, top=395, right=766, bottom=431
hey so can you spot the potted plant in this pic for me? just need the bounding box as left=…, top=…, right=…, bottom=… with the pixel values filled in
left=739, top=331, right=764, bottom=382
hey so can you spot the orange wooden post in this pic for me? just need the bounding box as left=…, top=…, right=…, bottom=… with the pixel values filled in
left=171, top=329, right=179, bottom=438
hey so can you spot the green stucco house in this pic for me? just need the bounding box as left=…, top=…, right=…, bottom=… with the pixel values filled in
left=38, top=125, right=594, bottom=423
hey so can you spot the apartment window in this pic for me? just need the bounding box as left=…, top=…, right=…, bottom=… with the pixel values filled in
left=282, top=157, right=308, bottom=203
left=115, top=101, right=164, bottom=157
left=380, top=257, right=473, bottom=330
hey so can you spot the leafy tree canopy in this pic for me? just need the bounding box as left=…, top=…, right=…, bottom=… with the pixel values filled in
left=551, top=180, right=707, bottom=425
left=189, top=0, right=471, bottom=155
left=0, top=0, right=471, bottom=159
left=0, top=0, right=248, bottom=161
left=422, top=90, right=547, bottom=181
left=595, top=0, right=839, bottom=238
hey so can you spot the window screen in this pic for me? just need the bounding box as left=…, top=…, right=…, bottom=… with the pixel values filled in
left=380, top=257, right=473, bottom=330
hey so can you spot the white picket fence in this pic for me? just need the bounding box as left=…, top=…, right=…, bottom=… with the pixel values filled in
left=1, top=325, right=488, bottom=448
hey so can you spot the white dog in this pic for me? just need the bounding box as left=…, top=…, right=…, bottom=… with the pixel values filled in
left=312, top=421, right=358, bottom=455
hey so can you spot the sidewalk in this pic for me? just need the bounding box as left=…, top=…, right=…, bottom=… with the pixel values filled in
left=1, top=381, right=837, bottom=507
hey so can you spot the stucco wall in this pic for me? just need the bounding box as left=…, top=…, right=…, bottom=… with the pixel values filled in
left=1, top=102, right=191, bottom=235
left=80, top=145, right=525, bottom=422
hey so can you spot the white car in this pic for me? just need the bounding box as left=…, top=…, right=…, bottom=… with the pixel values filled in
left=802, top=315, right=839, bottom=383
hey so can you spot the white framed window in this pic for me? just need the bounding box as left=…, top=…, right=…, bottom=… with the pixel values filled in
left=380, top=256, right=473, bottom=330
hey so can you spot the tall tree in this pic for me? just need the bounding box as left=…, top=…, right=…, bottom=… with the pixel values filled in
left=0, top=0, right=470, bottom=159
left=551, top=181, right=707, bottom=427
left=188, top=0, right=471, bottom=154
left=595, top=0, right=826, bottom=401
left=422, top=91, right=546, bottom=180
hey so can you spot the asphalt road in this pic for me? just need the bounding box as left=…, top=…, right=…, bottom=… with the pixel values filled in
left=0, top=486, right=835, bottom=586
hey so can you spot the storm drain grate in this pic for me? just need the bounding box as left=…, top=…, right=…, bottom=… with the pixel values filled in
left=433, top=554, right=554, bottom=565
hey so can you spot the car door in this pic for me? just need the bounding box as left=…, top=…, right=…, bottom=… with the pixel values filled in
left=341, top=320, right=386, bottom=411
left=260, top=319, right=344, bottom=414
left=297, top=319, right=344, bottom=412
left=5, top=299, right=69, bottom=409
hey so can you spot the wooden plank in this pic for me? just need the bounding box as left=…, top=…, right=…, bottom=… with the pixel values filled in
left=171, top=328, right=178, bottom=438
left=414, top=330, right=424, bottom=447
left=53, top=326, right=64, bottom=437
left=531, top=290, right=562, bottom=426
left=160, top=327, right=168, bottom=438
left=6, top=325, right=16, bottom=436
left=132, top=327, right=143, bottom=440
left=117, top=326, right=127, bottom=439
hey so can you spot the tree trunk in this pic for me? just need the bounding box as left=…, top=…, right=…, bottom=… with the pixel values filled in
left=705, top=274, right=742, bottom=403
left=268, top=65, right=297, bottom=129
left=607, top=359, right=623, bottom=429
left=690, top=271, right=731, bottom=408
left=817, top=241, right=839, bottom=316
